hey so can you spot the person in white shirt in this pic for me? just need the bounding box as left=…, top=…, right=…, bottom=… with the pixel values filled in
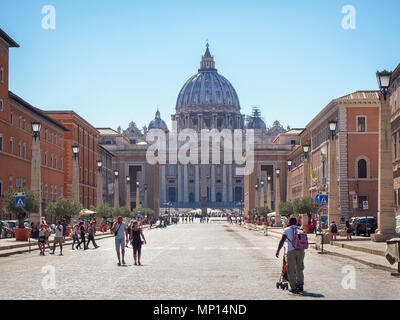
left=50, top=220, right=64, bottom=256
left=276, top=217, right=305, bottom=294
left=111, top=216, right=127, bottom=266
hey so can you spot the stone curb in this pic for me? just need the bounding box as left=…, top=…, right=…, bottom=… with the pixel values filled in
left=240, top=223, right=398, bottom=273
left=329, top=241, right=385, bottom=257
left=0, top=225, right=153, bottom=257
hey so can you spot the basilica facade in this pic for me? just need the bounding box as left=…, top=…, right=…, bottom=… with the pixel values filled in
left=99, top=45, right=298, bottom=213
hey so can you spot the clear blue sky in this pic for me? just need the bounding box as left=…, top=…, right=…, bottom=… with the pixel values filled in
left=1, top=0, right=399, bottom=131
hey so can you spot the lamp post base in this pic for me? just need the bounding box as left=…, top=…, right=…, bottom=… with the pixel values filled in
left=371, top=232, right=396, bottom=242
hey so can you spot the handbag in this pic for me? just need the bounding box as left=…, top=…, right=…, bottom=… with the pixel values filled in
left=114, top=223, right=122, bottom=237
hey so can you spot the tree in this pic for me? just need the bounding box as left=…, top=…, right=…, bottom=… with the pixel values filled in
left=132, top=208, right=155, bottom=217
left=112, top=206, right=133, bottom=218
left=3, top=188, right=40, bottom=229
left=258, top=206, right=272, bottom=217
left=46, top=197, right=83, bottom=223
left=95, top=203, right=112, bottom=219
left=279, top=201, right=294, bottom=217
left=292, top=197, right=318, bottom=224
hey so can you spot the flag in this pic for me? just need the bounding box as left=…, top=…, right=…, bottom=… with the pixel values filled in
left=310, top=163, right=316, bottom=180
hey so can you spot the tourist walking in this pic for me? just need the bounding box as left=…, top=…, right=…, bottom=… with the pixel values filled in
left=130, top=220, right=147, bottom=266
left=72, top=224, right=79, bottom=250
left=276, top=217, right=307, bottom=294
left=86, top=221, right=99, bottom=249
left=111, top=216, right=126, bottom=266
left=76, top=221, right=87, bottom=250
left=50, top=220, right=64, bottom=256
left=345, top=221, right=353, bottom=241
left=330, top=221, right=338, bottom=240
left=38, top=224, right=46, bottom=255
left=44, top=224, right=52, bottom=251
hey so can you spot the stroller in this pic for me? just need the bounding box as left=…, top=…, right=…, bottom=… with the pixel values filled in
left=276, top=247, right=289, bottom=290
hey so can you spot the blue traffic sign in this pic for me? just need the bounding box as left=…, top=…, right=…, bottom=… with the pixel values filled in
left=319, top=195, right=328, bottom=206
left=315, top=194, right=320, bottom=205
left=15, top=196, right=26, bottom=208
left=138, top=211, right=142, bottom=215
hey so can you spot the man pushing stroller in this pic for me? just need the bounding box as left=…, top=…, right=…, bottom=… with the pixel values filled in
left=276, top=217, right=308, bottom=294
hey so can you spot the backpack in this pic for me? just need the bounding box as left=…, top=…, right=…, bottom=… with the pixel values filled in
left=291, top=227, right=309, bottom=250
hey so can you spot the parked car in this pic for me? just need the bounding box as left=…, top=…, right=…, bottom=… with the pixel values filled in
left=0, top=221, right=14, bottom=238
left=320, top=214, right=328, bottom=229
left=396, top=216, right=400, bottom=235
left=354, top=216, right=377, bottom=236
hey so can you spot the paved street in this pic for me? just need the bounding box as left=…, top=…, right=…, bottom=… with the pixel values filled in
left=0, top=220, right=399, bottom=300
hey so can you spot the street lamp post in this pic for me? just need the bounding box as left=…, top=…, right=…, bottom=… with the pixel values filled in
left=255, top=183, right=259, bottom=214
left=126, top=176, right=131, bottom=211
left=327, top=120, right=340, bottom=227
left=287, top=160, right=292, bottom=202
left=267, top=175, right=272, bottom=210
left=260, top=180, right=265, bottom=208
left=372, top=70, right=396, bottom=242
left=96, top=160, right=103, bottom=206
left=144, top=183, right=148, bottom=208
left=136, top=181, right=140, bottom=209
left=113, top=170, right=119, bottom=208
left=30, top=122, right=42, bottom=225
left=72, top=145, right=80, bottom=203
left=275, top=168, right=282, bottom=227
left=302, top=145, right=311, bottom=198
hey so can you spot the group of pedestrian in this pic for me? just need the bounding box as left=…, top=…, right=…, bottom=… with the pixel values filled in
left=330, top=220, right=353, bottom=240
left=111, top=216, right=147, bottom=266
left=37, top=219, right=99, bottom=256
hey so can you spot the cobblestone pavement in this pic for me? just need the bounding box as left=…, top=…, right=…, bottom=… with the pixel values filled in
left=0, top=221, right=399, bottom=300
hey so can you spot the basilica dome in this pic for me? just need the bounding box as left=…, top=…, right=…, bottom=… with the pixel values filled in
left=148, top=110, right=169, bottom=132
left=175, top=45, right=240, bottom=112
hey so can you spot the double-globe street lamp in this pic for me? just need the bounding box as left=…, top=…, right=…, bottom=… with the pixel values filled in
left=114, top=170, right=119, bottom=208
left=30, top=121, right=42, bottom=224
left=96, top=160, right=103, bottom=206
left=372, top=70, right=396, bottom=243
left=275, top=168, right=282, bottom=227
left=71, top=145, right=80, bottom=202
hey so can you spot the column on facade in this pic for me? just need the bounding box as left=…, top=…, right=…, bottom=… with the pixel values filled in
left=195, top=165, right=200, bottom=202
left=222, top=165, right=227, bottom=202
left=184, top=165, right=189, bottom=203
left=200, top=164, right=207, bottom=215
left=228, top=164, right=233, bottom=202
left=210, top=165, right=216, bottom=202
left=135, top=172, right=140, bottom=209
left=30, top=137, right=42, bottom=223
left=160, top=165, right=166, bottom=204
left=177, top=164, right=182, bottom=203
left=260, top=172, right=265, bottom=208
left=372, top=93, right=396, bottom=241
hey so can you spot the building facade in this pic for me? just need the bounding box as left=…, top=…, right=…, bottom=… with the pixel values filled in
left=304, top=91, right=380, bottom=223
left=46, top=111, right=99, bottom=209
left=0, top=29, right=67, bottom=221
left=389, top=64, right=400, bottom=216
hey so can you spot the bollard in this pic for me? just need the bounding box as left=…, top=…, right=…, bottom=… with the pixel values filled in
left=386, top=239, right=400, bottom=277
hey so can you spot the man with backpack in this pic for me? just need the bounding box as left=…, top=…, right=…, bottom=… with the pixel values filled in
left=276, top=217, right=308, bottom=294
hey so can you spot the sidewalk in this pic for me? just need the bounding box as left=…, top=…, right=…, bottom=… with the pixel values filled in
left=0, top=225, right=153, bottom=257
left=240, top=223, right=399, bottom=273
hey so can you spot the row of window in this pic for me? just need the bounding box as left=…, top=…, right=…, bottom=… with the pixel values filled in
left=0, top=134, right=63, bottom=169
left=7, top=112, right=62, bottom=147
left=0, top=135, right=28, bottom=159
left=0, top=178, right=63, bottom=202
